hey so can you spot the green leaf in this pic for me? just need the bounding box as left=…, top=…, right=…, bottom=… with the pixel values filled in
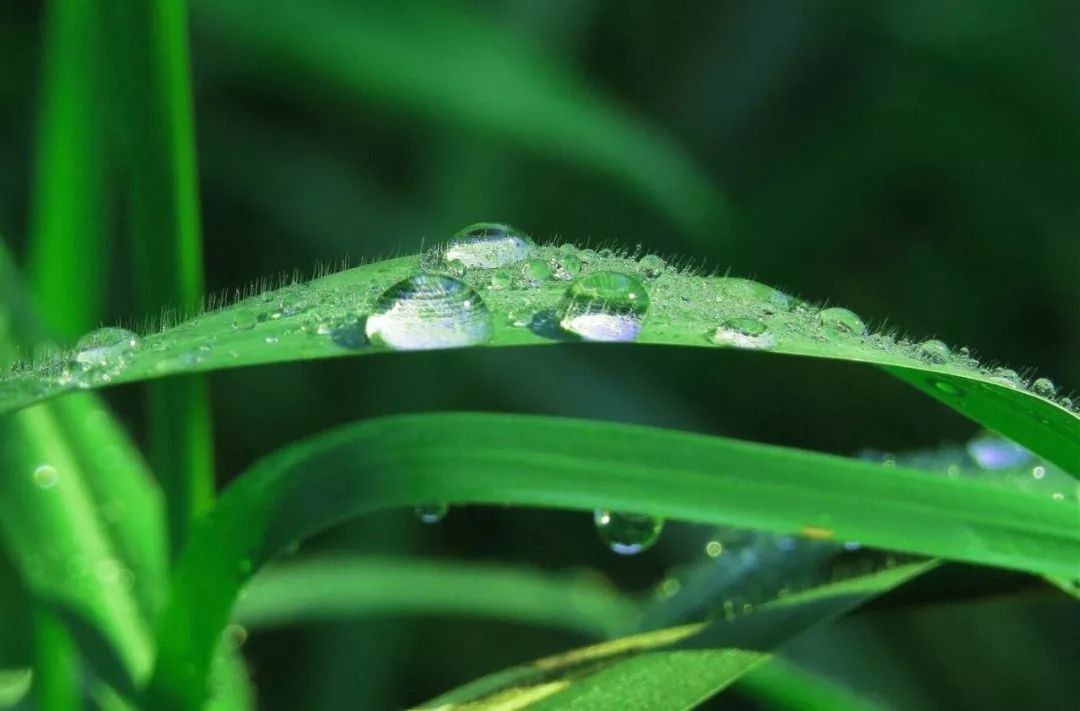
left=143, top=412, right=1076, bottom=709
left=234, top=557, right=639, bottom=639
left=1, top=247, right=1076, bottom=477
left=419, top=562, right=930, bottom=710
left=97, top=0, right=214, bottom=556
left=0, top=669, right=32, bottom=709
left=189, top=0, right=727, bottom=238
left=738, top=658, right=887, bottom=711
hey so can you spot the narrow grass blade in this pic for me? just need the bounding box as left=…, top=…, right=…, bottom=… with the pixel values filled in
left=144, top=412, right=1077, bottom=709
left=31, top=609, right=79, bottom=711
left=234, top=557, right=639, bottom=639
left=27, top=0, right=111, bottom=340
left=1, top=247, right=1075, bottom=478
left=190, top=0, right=727, bottom=238
left=739, top=658, right=887, bottom=711
left=97, top=0, right=213, bottom=556
left=0, top=669, right=32, bottom=708
left=419, top=562, right=930, bottom=710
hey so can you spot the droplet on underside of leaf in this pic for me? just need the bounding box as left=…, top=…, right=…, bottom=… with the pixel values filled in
left=446, top=223, right=534, bottom=269
left=593, top=510, right=664, bottom=555
left=365, top=274, right=493, bottom=351
left=414, top=503, right=448, bottom=524
left=557, top=271, right=649, bottom=342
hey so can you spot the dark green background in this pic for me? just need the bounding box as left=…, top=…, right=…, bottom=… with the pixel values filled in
left=2, top=1, right=1077, bottom=708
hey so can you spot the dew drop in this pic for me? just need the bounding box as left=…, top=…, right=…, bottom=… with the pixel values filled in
left=710, top=317, right=776, bottom=350
left=579, top=248, right=598, bottom=262
left=930, top=379, right=964, bottom=397
left=593, top=510, right=663, bottom=555
left=488, top=270, right=512, bottom=290
left=918, top=339, right=950, bottom=364
left=714, top=278, right=791, bottom=312
left=74, top=328, right=139, bottom=367
left=365, top=274, right=493, bottom=350
left=522, top=259, right=552, bottom=283
left=446, top=223, right=534, bottom=269
left=33, top=464, right=58, bottom=490
left=993, top=368, right=1022, bottom=386
left=555, top=254, right=582, bottom=280
left=232, top=311, right=258, bottom=330
left=446, top=259, right=466, bottom=278
left=638, top=254, right=666, bottom=278
left=967, top=435, right=1033, bottom=470
left=415, top=503, right=448, bottom=524
left=819, top=307, right=866, bottom=337
left=557, top=272, right=649, bottom=342
left=1032, top=377, right=1057, bottom=398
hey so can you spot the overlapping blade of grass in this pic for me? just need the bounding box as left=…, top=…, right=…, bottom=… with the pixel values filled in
left=190, top=0, right=726, bottom=238
left=1, top=247, right=1077, bottom=475
left=143, top=412, right=1078, bottom=709
left=0, top=669, right=32, bottom=708
left=234, top=557, right=639, bottom=639
left=419, top=562, right=929, bottom=710
left=26, top=0, right=111, bottom=340
left=98, top=0, right=213, bottom=556
left=235, top=556, right=886, bottom=711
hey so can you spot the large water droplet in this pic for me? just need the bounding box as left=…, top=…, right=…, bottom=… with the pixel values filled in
left=993, top=368, right=1021, bottom=386
left=714, top=278, right=791, bottom=313
left=918, top=339, right=950, bottom=364
left=74, top=328, right=139, bottom=367
left=522, top=259, right=552, bottom=283
left=414, top=503, right=448, bottom=524
left=594, top=510, right=664, bottom=555
left=710, top=317, right=775, bottom=349
left=819, top=307, right=866, bottom=337
left=365, top=274, right=493, bottom=350
left=638, top=254, right=667, bottom=278
left=557, top=272, right=649, bottom=342
left=446, top=223, right=534, bottom=269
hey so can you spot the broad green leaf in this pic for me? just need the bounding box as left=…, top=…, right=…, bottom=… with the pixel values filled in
left=234, top=557, right=639, bottom=639
left=143, top=412, right=1076, bottom=709
left=419, top=562, right=930, bottom=710
left=190, top=0, right=727, bottom=238
left=0, top=246, right=1076, bottom=478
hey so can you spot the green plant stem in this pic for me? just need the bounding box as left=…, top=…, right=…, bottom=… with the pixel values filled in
left=99, top=0, right=212, bottom=557
left=31, top=609, right=80, bottom=711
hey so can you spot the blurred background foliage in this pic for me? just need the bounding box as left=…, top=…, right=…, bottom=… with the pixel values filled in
left=1, top=0, right=1078, bottom=708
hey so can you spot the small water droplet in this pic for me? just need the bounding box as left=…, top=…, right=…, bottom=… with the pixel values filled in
left=819, top=307, right=866, bottom=337
left=33, top=464, right=58, bottom=490
left=232, top=311, right=258, bottom=330
left=74, top=328, right=139, bottom=367
left=993, top=368, right=1022, bottom=386
left=557, top=272, right=649, bottom=342
left=446, top=223, right=534, bottom=268
left=446, top=259, right=466, bottom=278
left=1032, top=377, right=1057, bottom=398
left=930, top=379, right=964, bottom=397
left=714, top=278, right=791, bottom=313
left=710, top=317, right=775, bottom=349
left=415, top=503, right=448, bottom=524
left=522, top=259, right=552, bottom=283
left=488, top=270, right=512, bottom=290
left=704, top=540, right=724, bottom=558
left=366, top=274, right=493, bottom=350
left=918, top=339, right=950, bottom=364
left=555, top=254, right=582, bottom=279
left=593, top=510, right=664, bottom=555
left=638, top=254, right=666, bottom=278
left=579, top=248, right=598, bottom=262
left=264, top=336, right=279, bottom=345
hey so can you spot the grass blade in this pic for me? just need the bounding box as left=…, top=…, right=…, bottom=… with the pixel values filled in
left=190, top=0, right=727, bottom=239
left=1, top=247, right=1075, bottom=477
left=739, top=658, right=887, bottom=711
left=234, top=557, right=639, bottom=639
left=98, top=0, right=213, bottom=556
left=419, top=562, right=930, bottom=710
left=144, top=412, right=1076, bottom=709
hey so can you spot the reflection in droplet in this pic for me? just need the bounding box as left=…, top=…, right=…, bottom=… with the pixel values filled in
left=366, top=274, right=493, bottom=350
left=557, top=272, right=650, bottom=342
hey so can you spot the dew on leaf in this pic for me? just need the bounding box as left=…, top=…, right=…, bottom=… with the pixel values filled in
left=638, top=254, right=666, bottom=278
left=918, top=339, right=950, bottom=364
left=593, top=510, right=664, bottom=555
left=819, top=307, right=866, bottom=337
left=522, top=259, right=552, bottom=283
left=73, top=327, right=138, bottom=367
left=1032, top=377, right=1057, bottom=398
left=710, top=317, right=776, bottom=350
left=365, top=274, right=493, bottom=350
left=32, top=464, right=58, bottom=490
left=446, top=223, right=534, bottom=269
left=557, top=271, right=649, bottom=342
left=555, top=254, right=582, bottom=279
left=415, top=503, right=449, bottom=524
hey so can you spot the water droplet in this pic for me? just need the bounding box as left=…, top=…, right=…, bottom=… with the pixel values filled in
left=522, top=259, right=552, bottom=283
left=1061, top=397, right=1074, bottom=411
left=33, top=464, right=58, bottom=490
left=366, top=274, right=493, bottom=350
left=967, top=435, right=1033, bottom=470
left=555, top=254, right=582, bottom=279
left=506, top=307, right=534, bottom=328
left=993, top=368, right=1022, bottom=386
left=704, top=540, right=724, bottom=558
left=714, top=278, right=791, bottom=312
left=73, top=328, right=138, bottom=367
left=593, top=510, right=663, bottom=555
left=488, top=270, right=512, bottom=290
left=446, top=259, right=466, bottom=278
left=819, top=307, right=866, bottom=337
left=415, top=503, right=448, bottom=524
left=710, top=317, right=776, bottom=349
left=579, top=248, right=598, bottom=262
left=1032, top=377, right=1057, bottom=398
left=232, top=311, right=258, bottom=330
left=918, top=339, right=950, bottom=364
left=264, top=336, right=279, bottom=345
left=446, top=223, right=534, bottom=268
left=557, top=272, right=649, bottom=342
left=638, top=254, right=666, bottom=278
